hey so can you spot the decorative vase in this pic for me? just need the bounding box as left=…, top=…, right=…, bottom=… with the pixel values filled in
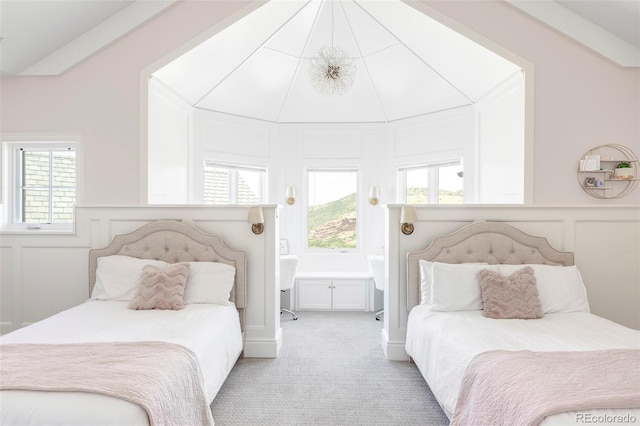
left=614, top=168, right=634, bottom=179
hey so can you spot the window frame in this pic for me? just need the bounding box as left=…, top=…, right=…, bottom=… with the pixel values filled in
left=398, top=159, right=463, bottom=204
left=202, top=161, right=267, bottom=205
left=1, top=134, right=83, bottom=232
left=304, top=166, right=360, bottom=253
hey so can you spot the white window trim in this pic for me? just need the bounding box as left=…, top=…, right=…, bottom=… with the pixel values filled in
left=1, top=133, right=83, bottom=233
left=304, top=166, right=361, bottom=253
left=398, top=159, right=462, bottom=204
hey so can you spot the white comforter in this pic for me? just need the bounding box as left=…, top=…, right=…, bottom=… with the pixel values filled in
left=0, top=300, right=243, bottom=425
left=405, top=306, right=640, bottom=424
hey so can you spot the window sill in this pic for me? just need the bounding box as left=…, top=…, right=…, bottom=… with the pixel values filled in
left=0, top=226, right=75, bottom=235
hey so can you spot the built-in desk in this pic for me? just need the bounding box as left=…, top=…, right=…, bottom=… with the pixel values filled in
left=294, top=272, right=374, bottom=311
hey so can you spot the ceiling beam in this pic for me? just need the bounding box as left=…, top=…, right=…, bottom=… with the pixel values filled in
left=19, top=0, right=178, bottom=76
left=506, top=0, right=639, bottom=67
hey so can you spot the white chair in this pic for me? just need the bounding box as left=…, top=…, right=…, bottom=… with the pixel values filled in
left=368, top=256, right=384, bottom=321
left=280, top=255, right=298, bottom=320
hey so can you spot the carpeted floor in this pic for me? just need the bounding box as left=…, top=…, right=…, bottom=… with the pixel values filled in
left=210, top=311, right=449, bottom=425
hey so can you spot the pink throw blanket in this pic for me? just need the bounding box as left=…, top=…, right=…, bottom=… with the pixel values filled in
left=451, top=349, right=640, bottom=426
left=0, top=341, right=214, bottom=426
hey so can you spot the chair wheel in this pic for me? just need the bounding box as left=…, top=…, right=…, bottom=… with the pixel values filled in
left=375, top=315, right=381, bottom=320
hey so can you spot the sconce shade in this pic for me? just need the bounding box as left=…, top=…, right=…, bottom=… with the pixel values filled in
left=247, top=206, right=264, bottom=234
left=247, top=206, right=264, bottom=224
left=400, top=206, right=417, bottom=223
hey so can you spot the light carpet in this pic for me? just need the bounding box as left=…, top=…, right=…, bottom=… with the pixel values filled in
left=210, top=311, right=449, bottom=425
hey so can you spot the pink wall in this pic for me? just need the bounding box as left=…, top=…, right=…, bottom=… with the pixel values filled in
left=2, top=0, right=638, bottom=204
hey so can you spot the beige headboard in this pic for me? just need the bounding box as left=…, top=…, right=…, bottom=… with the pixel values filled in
left=406, top=221, right=574, bottom=309
left=88, top=220, right=247, bottom=324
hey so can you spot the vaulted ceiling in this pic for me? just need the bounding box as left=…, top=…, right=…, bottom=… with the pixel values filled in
left=152, top=0, right=520, bottom=124
left=2, top=0, right=638, bottom=79
left=2, top=1, right=638, bottom=123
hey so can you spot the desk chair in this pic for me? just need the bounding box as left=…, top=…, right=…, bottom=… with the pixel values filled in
left=368, top=256, right=384, bottom=321
left=280, top=256, right=298, bottom=320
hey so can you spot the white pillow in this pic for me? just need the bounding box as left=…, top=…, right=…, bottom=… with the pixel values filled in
left=430, top=262, right=497, bottom=311
left=498, top=264, right=590, bottom=313
left=183, top=262, right=236, bottom=305
left=419, top=260, right=434, bottom=305
left=91, top=255, right=170, bottom=301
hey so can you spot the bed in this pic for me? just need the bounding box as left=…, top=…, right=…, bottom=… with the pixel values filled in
left=0, top=220, right=246, bottom=425
left=404, top=221, right=640, bottom=425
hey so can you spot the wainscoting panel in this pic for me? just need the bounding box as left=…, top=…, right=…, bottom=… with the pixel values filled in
left=1, top=247, right=13, bottom=332
left=383, top=205, right=640, bottom=360
left=0, top=205, right=282, bottom=358
left=21, top=247, right=88, bottom=325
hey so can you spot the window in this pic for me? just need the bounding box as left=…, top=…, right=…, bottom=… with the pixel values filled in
left=2, top=138, right=79, bottom=230
left=307, top=168, right=358, bottom=249
left=398, top=161, right=463, bottom=204
left=203, top=162, right=266, bottom=205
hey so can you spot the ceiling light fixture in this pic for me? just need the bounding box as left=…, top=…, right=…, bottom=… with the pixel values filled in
left=308, top=0, right=356, bottom=96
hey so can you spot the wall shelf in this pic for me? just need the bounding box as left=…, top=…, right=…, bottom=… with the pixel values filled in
left=577, top=144, right=638, bottom=199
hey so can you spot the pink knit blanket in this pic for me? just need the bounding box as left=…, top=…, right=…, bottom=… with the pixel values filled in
left=0, top=341, right=214, bottom=426
left=451, top=349, right=640, bottom=426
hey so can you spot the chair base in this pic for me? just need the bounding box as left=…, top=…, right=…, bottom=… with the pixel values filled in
left=281, top=308, right=298, bottom=320
left=375, top=309, right=384, bottom=321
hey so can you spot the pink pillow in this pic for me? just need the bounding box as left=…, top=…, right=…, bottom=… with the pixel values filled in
left=128, top=263, right=190, bottom=310
left=478, top=266, right=543, bottom=319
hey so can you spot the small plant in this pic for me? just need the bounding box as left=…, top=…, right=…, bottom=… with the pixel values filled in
left=616, top=161, right=631, bottom=168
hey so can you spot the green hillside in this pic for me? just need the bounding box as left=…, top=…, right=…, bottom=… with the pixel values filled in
left=308, top=193, right=356, bottom=248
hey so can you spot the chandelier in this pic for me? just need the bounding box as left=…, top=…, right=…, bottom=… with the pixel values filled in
left=308, top=1, right=356, bottom=96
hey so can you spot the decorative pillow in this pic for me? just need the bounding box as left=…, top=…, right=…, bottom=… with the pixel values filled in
left=498, top=264, right=589, bottom=313
left=91, top=255, right=170, bottom=301
left=419, top=260, right=434, bottom=305
left=183, top=262, right=236, bottom=305
left=430, top=262, right=496, bottom=311
left=128, top=263, right=190, bottom=310
left=479, top=266, right=543, bottom=319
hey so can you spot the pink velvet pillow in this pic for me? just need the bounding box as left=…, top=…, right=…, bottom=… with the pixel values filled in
left=128, top=263, right=190, bottom=310
left=478, top=266, right=543, bottom=319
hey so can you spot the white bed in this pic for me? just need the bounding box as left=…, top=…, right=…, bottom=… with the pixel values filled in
left=405, top=221, right=640, bottom=425
left=0, top=220, right=246, bottom=425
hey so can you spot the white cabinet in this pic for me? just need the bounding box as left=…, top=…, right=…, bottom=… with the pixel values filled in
left=296, top=277, right=369, bottom=311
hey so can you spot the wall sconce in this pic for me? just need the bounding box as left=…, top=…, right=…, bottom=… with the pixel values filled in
left=285, top=186, right=296, bottom=205
left=400, top=205, right=417, bottom=235
left=247, top=206, right=264, bottom=235
left=369, top=186, right=379, bottom=205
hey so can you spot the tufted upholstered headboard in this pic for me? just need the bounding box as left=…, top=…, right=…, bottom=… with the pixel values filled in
left=88, top=220, right=247, bottom=326
left=406, top=221, right=574, bottom=309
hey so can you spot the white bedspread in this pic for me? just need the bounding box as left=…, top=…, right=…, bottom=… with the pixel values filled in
left=406, top=306, right=640, bottom=424
left=0, top=300, right=243, bottom=425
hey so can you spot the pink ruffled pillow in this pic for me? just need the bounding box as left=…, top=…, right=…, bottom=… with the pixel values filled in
left=478, top=266, right=543, bottom=319
left=128, top=263, right=190, bottom=310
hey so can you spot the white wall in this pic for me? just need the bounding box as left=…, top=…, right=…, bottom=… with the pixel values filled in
left=0, top=205, right=282, bottom=358
left=382, top=205, right=640, bottom=360
left=475, top=72, right=525, bottom=203
left=148, top=78, right=192, bottom=204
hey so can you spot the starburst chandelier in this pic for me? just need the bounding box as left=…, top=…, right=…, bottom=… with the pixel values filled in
left=308, top=1, right=356, bottom=96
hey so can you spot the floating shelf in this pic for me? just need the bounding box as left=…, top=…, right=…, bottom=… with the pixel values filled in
left=577, top=144, right=638, bottom=199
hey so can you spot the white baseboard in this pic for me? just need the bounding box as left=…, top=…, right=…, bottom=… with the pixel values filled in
left=381, top=328, right=410, bottom=361
left=243, top=327, right=282, bottom=358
